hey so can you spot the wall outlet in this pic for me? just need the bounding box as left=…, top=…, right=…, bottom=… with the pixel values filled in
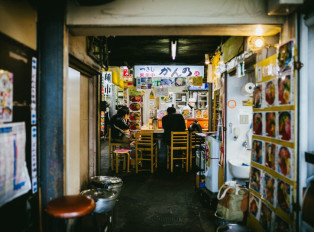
left=240, top=115, right=249, bottom=124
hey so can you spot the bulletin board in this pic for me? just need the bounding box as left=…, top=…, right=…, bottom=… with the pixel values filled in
left=248, top=41, right=297, bottom=231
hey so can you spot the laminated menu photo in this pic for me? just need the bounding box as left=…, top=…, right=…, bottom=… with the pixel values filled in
left=249, top=194, right=261, bottom=220
left=253, top=112, right=263, bottom=136
left=130, top=112, right=141, bottom=121
left=278, top=74, right=294, bottom=106
left=276, top=146, right=294, bottom=179
left=277, top=178, right=292, bottom=214
left=250, top=167, right=262, bottom=194
left=278, top=111, right=294, bottom=142
left=253, top=84, right=263, bottom=109
left=264, top=79, right=277, bottom=107
left=259, top=202, right=273, bottom=231
left=277, top=40, right=294, bottom=75
left=265, top=142, right=276, bottom=170
left=252, top=140, right=263, bottom=165
left=263, top=173, right=276, bottom=206
left=265, top=112, right=277, bottom=138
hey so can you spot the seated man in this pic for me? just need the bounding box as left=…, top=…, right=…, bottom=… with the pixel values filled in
left=162, top=106, right=186, bottom=145
left=110, top=107, right=131, bottom=149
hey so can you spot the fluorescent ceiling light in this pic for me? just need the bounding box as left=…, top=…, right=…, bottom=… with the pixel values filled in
left=171, top=40, right=177, bottom=60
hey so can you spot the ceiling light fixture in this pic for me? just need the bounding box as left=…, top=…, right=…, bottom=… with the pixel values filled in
left=248, top=36, right=265, bottom=52
left=205, top=54, right=210, bottom=64
left=171, top=40, right=177, bottom=60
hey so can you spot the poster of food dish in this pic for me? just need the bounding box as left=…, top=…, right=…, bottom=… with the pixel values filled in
left=0, top=70, right=13, bottom=122
left=264, top=79, right=276, bottom=107
left=259, top=202, right=273, bottom=231
left=253, top=113, right=263, bottom=135
left=278, top=74, right=294, bottom=106
left=276, top=146, right=293, bottom=179
left=277, top=178, right=292, bottom=214
left=274, top=214, right=292, bottom=232
left=174, top=77, right=186, bottom=86
left=161, top=78, right=174, bottom=86
left=130, top=102, right=141, bottom=112
left=130, top=112, right=141, bottom=121
left=252, top=140, right=263, bottom=164
left=129, top=121, right=141, bottom=130
left=265, top=112, right=277, bottom=138
left=249, top=194, right=260, bottom=220
left=263, top=173, right=276, bottom=206
left=278, top=111, right=294, bottom=141
left=250, top=167, right=262, bottom=194
left=181, top=108, right=191, bottom=119
left=130, top=95, right=142, bottom=103
left=265, top=142, right=276, bottom=170
left=195, top=110, right=202, bottom=119
left=202, top=110, right=208, bottom=119
left=277, top=40, right=294, bottom=74
left=253, top=84, right=263, bottom=108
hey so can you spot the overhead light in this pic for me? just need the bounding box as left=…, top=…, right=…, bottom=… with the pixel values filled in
left=248, top=36, right=265, bottom=52
left=205, top=54, right=210, bottom=64
left=255, top=38, right=264, bottom=48
left=171, top=40, right=177, bottom=60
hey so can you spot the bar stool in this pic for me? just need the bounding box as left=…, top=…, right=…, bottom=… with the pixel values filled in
left=113, top=149, right=131, bottom=173
left=108, top=128, right=123, bottom=170
left=45, top=195, right=95, bottom=232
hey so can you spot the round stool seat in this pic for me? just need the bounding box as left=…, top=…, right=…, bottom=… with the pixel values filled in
left=114, top=149, right=131, bottom=153
left=45, top=195, right=95, bottom=219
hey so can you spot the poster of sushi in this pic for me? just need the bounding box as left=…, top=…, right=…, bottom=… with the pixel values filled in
left=265, top=142, right=276, bottom=170
left=253, top=84, right=263, bottom=109
left=250, top=167, right=262, bottom=194
left=249, top=194, right=261, bottom=220
left=274, top=214, right=292, bottom=232
left=276, top=146, right=294, bottom=179
left=277, top=178, right=292, bottom=214
left=278, top=111, right=294, bottom=142
left=259, top=202, right=273, bottom=231
left=263, top=173, right=276, bottom=206
left=265, top=112, right=277, bottom=138
left=252, top=140, right=263, bottom=165
left=277, top=40, right=294, bottom=75
left=264, top=79, right=277, bottom=107
left=278, top=73, right=294, bottom=106
left=253, top=112, right=263, bottom=136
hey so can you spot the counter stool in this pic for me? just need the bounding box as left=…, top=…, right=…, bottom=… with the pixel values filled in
left=45, top=195, right=95, bottom=232
left=113, top=149, right=131, bottom=173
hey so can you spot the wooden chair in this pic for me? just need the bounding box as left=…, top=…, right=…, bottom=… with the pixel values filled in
left=167, top=131, right=189, bottom=173
left=108, top=128, right=123, bottom=171
left=113, top=149, right=131, bottom=173
left=189, top=131, right=203, bottom=170
left=135, top=132, right=158, bottom=174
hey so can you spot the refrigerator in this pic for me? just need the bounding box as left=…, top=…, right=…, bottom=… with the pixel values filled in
left=204, top=136, right=220, bottom=193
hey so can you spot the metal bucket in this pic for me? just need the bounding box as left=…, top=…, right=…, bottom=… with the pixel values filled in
left=90, top=176, right=123, bottom=197
left=80, top=189, right=117, bottom=214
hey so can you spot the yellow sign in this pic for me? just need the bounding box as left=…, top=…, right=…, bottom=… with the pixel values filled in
left=188, top=76, right=203, bottom=86
left=255, top=54, right=277, bottom=83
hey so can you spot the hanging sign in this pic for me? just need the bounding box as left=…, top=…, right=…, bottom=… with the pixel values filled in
left=0, top=70, right=13, bottom=122
left=31, top=57, right=37, bottom=125
left=120, top=66, right=133, bottom=82
left=31, top=126, right=37, bottom=193
left=102, top=71, right=112, bottom=96
left=134, top=65, right=204, bottom=78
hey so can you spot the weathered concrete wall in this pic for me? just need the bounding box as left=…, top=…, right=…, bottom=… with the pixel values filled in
left=0, top=0, right=37, bottom=50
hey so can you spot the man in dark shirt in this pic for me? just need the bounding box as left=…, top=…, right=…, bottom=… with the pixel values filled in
left=162, top=107, right=186, bottom=145
left=110, top=107, right=131, bottom=148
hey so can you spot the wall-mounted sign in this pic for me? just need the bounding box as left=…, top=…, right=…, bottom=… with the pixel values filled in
left=134, top=65, right=204, bottom=78
left=0, top=70, right=13, bottom=122
left=102, top=71, right=112, bottom=96
left=31, top=57, right=37, bottom=125
left=120, top=66, right=133, bottom=82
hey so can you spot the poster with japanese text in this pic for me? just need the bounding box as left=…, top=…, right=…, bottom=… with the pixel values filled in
left=0, top=70, right=13, bottom=122
left=0, top=122, right=31, bottom=207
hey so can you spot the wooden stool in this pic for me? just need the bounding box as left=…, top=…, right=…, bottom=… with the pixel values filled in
left=45, top=195, right=95, bottom=231
left=113, top=149, right=131, bottom=173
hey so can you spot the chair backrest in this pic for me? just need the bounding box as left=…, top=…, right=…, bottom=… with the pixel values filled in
left=135, top=132, right=153, bottom=149
left=171, top=131, right=188, bottom=147
left=109, top=127, right=112, bottom=144
left=190, top=131, right=203, bottom=147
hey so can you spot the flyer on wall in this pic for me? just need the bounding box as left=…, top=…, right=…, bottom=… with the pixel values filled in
left=0, top=122, right=31, bottom=207
left=0, top=70, right=13, bottom=122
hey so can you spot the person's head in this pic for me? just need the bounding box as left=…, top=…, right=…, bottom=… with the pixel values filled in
left=166, top=107, right=176, bottom=115
left=117, top=107, right=130, bottom=119
left=194, top=120, right=198, bottom=124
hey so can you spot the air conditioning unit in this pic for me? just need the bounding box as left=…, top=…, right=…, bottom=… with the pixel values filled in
left=268, top=0, right=304, bottom=15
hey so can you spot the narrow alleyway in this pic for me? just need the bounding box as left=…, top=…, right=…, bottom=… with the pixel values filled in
left=100, top=141, right=216, bottom=232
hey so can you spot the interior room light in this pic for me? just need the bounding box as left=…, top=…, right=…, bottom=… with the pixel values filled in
left=171, top=40, right=177, bottom=60
left=255, top=25, right=263, bottom=36
left=205, top=54, right=210, bottom=64
left=255, top=38, right=264, bottom=48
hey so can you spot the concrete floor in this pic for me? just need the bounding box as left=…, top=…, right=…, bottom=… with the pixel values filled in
left=100, top=140, right=217, bottom=232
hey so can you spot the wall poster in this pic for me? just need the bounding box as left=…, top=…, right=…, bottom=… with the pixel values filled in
left=248, top=41, right=297, bottom=231
left=0, top=70, right=13, bottom=122
left=0, top=122, right=31, bottom=207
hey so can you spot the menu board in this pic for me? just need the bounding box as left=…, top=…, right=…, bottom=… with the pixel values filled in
left=248, top=41, right=296, bottom=231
